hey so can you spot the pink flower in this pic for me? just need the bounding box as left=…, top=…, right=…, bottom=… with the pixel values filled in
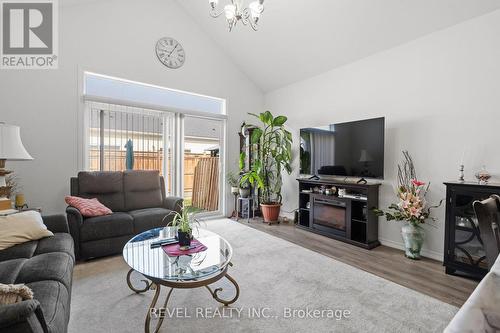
left=411, top=179, right=426, bottom=187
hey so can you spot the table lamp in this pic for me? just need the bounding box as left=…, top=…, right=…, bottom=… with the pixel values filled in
left=0, top=123, right=33, bottom=203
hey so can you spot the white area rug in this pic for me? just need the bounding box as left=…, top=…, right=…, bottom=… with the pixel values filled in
left=69, top=218, right=457, bottom=332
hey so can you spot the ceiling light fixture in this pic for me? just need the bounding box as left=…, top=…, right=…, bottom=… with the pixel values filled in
left=209, top=0, right=264, bottom=32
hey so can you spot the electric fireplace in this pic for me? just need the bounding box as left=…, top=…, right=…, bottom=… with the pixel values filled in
left=312, top=198, right=347, bottom=236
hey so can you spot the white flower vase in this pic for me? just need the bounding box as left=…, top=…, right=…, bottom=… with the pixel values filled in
left=401, top=223, right=425, bottom=260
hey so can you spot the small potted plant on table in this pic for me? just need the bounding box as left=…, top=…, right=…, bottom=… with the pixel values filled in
left=168, top=206, right=200, bottom=248
left=240, top=111, right=293, bottom=224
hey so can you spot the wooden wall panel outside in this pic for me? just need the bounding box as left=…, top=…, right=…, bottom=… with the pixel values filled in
left=89, top=150, right=212, bottom=196
left=192, top=157, right=219, bottom=211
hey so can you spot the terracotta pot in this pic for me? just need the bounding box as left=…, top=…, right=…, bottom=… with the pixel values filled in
left=260, top=203, right=281, bottom=222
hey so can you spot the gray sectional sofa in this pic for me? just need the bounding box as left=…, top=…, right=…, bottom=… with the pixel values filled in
left=0, top=215, right=74, bottom=333
left=67, top=170, right=183, bottom=260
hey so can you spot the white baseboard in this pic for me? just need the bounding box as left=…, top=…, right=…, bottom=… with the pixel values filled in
left=379, top=237, right=443, bottom=262
left=280, top=211, right=444, bottom=261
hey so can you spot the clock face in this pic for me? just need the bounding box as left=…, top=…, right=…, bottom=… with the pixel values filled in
left=155, top=37, right=185, bottom=69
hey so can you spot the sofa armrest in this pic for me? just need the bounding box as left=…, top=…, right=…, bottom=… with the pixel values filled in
left=0, top=299, right=47, bottom=333
left=42, top=214, right=69, bottom=234
left=66, top=206, right=83, bottom=259
left=164, top=197, right=183, bottom=213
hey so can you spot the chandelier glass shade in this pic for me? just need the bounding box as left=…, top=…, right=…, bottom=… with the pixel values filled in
left=209, top=0, right=264, bottom=31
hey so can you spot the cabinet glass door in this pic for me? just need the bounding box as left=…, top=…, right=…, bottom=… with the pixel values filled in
left=452, top=192, right=489, bottom=270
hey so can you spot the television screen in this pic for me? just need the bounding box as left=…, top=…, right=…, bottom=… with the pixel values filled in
left=300, top=117, right=385, bottom=179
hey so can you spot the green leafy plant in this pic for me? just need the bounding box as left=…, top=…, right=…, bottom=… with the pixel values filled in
left=239, top=176, right=251, bottom=189
left=166, top=205, right=201, bottom=233
left=240, top=111, right=293, bottom=204
left=226, top=171, right=240, bottom=187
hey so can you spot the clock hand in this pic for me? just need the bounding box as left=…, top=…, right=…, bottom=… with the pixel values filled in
left=168, top=45, right=178, bottom=57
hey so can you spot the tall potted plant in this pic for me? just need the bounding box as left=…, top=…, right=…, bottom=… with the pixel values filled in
left=240, top=111, right=292, bottom=223
left=374, top=151, right=442, bottom=259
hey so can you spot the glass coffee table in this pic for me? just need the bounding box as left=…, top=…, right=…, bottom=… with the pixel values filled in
left=123, top=227, right=239, bottom=333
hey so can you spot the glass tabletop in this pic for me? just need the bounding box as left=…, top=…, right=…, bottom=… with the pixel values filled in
left=123, top=227, right=232, bottom=282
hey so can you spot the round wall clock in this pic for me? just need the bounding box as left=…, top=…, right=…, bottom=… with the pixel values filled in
left=155, top=37, right=185, bottom=69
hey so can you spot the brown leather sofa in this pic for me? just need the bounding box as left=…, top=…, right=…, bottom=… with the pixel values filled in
left=66, top=170, right=182, bottom=260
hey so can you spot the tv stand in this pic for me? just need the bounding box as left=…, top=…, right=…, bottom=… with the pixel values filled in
left=297, top=178, right=381, bottom=249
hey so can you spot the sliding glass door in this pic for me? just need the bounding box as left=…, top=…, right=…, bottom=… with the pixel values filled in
left=84, top=103, right=224, bottom=215
left=182, top=115, right=223, bottom=215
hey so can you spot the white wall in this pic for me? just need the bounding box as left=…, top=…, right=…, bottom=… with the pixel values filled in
left=265, top=10, right=500, bottom=260
left=0, top=0, right=263, bottom=214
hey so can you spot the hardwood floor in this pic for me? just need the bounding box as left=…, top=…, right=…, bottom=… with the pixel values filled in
left=235, top=218, right=477, bottom=307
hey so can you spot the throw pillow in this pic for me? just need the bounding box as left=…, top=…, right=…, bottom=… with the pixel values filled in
left=0, top=283, right=34, bottom=305
left=65, top=196, right=112, bottom=217
left=0, top=211, right=54, bottom=251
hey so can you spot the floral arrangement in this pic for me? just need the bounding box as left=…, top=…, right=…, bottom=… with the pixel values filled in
left=374, top=151, right=442, bottom=226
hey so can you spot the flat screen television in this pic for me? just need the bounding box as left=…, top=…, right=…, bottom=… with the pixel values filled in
left=300, top=117, right=385, bottom=179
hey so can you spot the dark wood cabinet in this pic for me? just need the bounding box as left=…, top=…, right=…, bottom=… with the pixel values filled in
left=297, top=178, right=380, bottom=249
left=443, top=182, right=500, bottom=279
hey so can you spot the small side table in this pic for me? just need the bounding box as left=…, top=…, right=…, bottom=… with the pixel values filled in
left=0, top=207, right=42, bottom=216
left=236, top=197, right=255, bottom=223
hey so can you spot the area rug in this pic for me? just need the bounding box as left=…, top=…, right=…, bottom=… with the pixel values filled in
left=69, top=218, right=457, bottom=332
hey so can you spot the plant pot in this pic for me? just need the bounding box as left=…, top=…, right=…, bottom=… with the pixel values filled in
left=177, top=230, right=192, bottom=247
left=239, top=188, right=250, bottom=198
left=231, top=186, right=239, bottom=195
left=401, top=223, right=424, bottom=260
left=260, top=203, right=282, bottom=222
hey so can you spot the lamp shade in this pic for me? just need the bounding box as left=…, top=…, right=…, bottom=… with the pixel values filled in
left=0, top=123, right=33, bottom=161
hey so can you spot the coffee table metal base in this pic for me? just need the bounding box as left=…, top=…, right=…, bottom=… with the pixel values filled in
left=126, top=264, right=240, bottom=333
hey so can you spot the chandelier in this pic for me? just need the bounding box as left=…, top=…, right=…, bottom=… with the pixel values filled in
left=208, top=0, right=265, bottom=32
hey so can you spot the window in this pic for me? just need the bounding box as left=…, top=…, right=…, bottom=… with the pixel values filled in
left=84, top=72, right=225, bottom=116
left=85, top=101, right=173, bottom=193
left=82, top=72, right=226, bottom=215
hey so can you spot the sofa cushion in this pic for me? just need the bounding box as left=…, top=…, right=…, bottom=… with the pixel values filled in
left=26, top=280, right=70, bottom=333
left=34, top=233, right=75, bottom=261
left=129, top=208, right=173, bottom=234
left=80, top=212, right=134, bottom=242
left=65, top=196, right=112, bottom=217
left=0, top=241, right=37, bottom=263
left=123, top=170, right=163, bottom=211
left=0, top=234, right=74, bottom=264
left=78, top=171, right=125, bottom=211
left=15, top=252, right=73, bottom=292
left=0, top=259, right=26, bottom=284
left=80, top=235, right=132, bottom=260
left=0, top=211, right=54, bottom=251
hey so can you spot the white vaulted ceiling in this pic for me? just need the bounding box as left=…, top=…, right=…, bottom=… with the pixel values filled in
left=176, top=0, right=500, bottom=92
